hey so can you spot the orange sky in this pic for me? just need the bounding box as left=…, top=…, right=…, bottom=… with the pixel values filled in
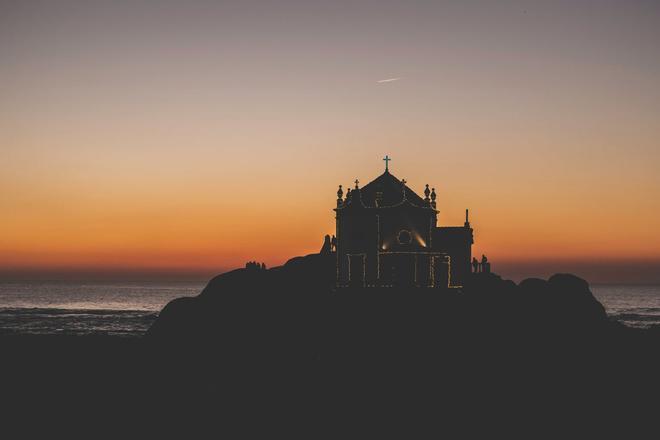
left=2, top=1, right=660, bottom=282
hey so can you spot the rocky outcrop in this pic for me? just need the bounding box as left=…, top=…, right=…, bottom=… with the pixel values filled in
left=147, top=253, right=623, bottom=368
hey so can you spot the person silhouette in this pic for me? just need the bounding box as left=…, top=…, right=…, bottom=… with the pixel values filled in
left=472, top=257, right=479, bottom=273
left=481, top=255, right=489, bottom=273
left=320, top=235, right=332, bottom=254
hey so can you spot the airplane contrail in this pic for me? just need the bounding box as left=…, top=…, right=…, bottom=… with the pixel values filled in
left=376, top=77, right=401, bottom=83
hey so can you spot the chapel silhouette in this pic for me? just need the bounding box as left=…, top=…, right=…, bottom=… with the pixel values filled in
left=334, top=156, right=475, bottom=288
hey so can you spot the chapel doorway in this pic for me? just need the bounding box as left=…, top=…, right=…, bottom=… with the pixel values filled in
left=379, top=253, right=417, bottom=287
left=433, top=256, right=450, bottom=288
left=348, top=254, right=366, bottom=287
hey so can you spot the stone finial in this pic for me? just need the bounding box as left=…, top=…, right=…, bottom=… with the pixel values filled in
left=424, top=184, right=430, bottom=201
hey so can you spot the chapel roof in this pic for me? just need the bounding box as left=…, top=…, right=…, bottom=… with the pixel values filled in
left=357, top=170, right=427, bottom=208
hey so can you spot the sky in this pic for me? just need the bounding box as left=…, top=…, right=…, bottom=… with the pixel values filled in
left=1, top=0, right=660, bottom=283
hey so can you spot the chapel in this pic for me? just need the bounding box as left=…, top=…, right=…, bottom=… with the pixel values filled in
left=334, top=156, right=474, bottom=288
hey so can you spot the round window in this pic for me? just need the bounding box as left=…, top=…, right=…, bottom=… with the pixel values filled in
left=397, top=230, right=412, bottom=245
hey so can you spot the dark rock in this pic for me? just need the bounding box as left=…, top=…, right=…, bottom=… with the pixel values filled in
left=147, top=252, right=632, bottom=368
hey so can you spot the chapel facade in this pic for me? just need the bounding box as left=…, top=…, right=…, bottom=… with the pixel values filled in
left=335, top=158, right=473, bottom=288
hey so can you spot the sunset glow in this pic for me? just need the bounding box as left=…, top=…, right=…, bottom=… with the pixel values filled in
left=2, top=1, right=659, bottom=282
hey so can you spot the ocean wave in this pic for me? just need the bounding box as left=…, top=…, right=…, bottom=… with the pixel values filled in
left=613, top=307, right=660, bottom=315
left=0, top=307, right=158, bottom=336
left=611, top=313, right=660, bottom=322
left=609, top=312, right=660, bottom=329
left=0, top=306, right=157, bottom=317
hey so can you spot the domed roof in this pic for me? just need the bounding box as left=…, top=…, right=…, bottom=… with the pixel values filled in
left=358, top=170, right=427, bottom=208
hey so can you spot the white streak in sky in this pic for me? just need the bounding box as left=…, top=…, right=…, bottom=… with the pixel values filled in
left=376, top=77, right=401, bottom=83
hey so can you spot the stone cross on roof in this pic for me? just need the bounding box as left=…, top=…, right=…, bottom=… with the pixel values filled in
left=383, top=155, right=391, bottom=171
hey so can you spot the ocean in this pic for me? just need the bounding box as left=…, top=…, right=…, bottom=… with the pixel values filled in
left=0, top=281, right=204, bottom=337
left=0, top=282, right=658, bottom=336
